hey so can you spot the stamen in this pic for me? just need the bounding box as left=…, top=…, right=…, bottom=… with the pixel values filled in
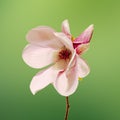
left=71, top=36, right=75, bottom=41
left=59, top=48, right=71, bottom=60
left=78, top=77, right=82, bottom=81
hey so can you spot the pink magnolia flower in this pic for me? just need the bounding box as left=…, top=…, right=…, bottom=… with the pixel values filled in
left=22, top=20, right=94, bottom=96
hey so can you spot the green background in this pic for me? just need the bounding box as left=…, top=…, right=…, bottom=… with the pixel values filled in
left=0, top=0, right=120, bottom=120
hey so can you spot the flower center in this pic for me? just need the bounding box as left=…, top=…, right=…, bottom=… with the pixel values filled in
left=53, top=47, right=72, bottom=70
left=58, top=48, right=71, bottom=60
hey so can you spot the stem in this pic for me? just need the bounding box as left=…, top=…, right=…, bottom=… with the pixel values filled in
left=64, top=96, right=70, bottom=120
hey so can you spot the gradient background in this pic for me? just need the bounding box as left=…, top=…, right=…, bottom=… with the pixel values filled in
left=0, top=0, right=120, bottom=120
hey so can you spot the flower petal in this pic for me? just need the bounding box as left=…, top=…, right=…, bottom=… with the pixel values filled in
left=53, top=55, right=79, bottom=96
left=62, top=19, right=71, bottom=39
left=26, top=26, right=63, bottom=49
left=22, top=44, right=56, bottom=68
left=77, top=56, right=90, bottom=78
left=54, top=32, right=74, bottom=52
left=76, top=43, right=90, bottom=55
left=67, top=50, right=76, bottom=70
left=74, top=24, right=94, bottom=44
left=30, top=67, right=59, bottom=95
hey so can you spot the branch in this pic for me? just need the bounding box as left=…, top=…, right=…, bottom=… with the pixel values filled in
left=64, top=96, right=70, bottom=120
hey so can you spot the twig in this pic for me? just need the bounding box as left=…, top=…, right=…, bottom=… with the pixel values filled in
left=64, top=96, right=70, bottom=120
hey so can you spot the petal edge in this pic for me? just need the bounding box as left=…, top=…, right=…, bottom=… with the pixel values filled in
left=74, top=24, right=94, bottom=44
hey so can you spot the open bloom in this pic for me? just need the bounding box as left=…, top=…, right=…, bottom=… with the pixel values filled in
left=22, top=20, right=94, bottom=96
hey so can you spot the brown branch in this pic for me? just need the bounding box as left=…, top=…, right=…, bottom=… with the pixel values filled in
left=64, top=96, right=70, bottom=120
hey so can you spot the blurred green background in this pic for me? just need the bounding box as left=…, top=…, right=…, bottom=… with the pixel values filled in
left=0, top=0, right=120, bottom=120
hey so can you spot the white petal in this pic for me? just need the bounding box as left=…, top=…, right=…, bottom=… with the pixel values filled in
left=26, top=26, right=63, bottom=49
left=54, top=32, right=74, bottom=52
left=53, top=57, right=79, bottom=96
left=62, top=19, right=71, bottom=39
left=77, top=56, right=90, bottom=78
left=67, top=50, right=76, bottom=70
left=30, top=67, right=59, bottom=95
left=22, top=44, right=56, bottom=68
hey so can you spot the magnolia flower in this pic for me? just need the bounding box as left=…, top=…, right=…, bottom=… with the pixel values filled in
left=22, top=20, right=94, bottom=96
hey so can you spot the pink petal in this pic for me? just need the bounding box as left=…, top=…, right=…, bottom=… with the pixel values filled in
left=74, top=24, right=94, bottom=45
left=67, top=50, right=76, bottom=70
left=53, top=55, right=79, bottom=96
left=62, top=19, right=72, bottom=39
left=30, top=67, right=59, bottom=95
left=26, top=26, right=63, bottom=49
left=54, top=32, right=74, bottom=52
left=22, top=44, right=56, bottom=68
left=76, top=43, right=90, bottom=55
left=77, top=56, right=90, bottom=78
